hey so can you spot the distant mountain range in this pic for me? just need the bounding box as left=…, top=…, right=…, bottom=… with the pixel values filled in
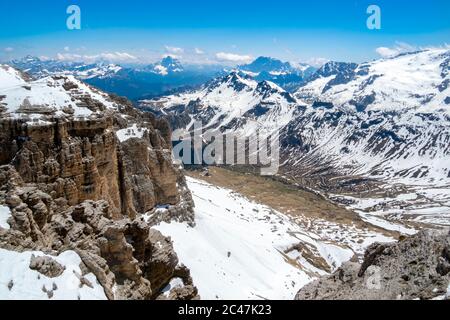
left=295, top=51, right=450, bottom=112
left=9, top=55, right=221, bottom=100
left=13, top=49, right=450, bottom=218
left=141, top=48, right=450, bottom=227
left=9, top=55, right=315, bottom=100
left=147, top=56, right=185, bottom=75
left=10, top=55, right=123, bottom=80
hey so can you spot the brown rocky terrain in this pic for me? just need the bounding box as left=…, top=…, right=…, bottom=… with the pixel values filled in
left=0, top=68, right=198, bottom=300
left=296, top=229, right=450, bottom=300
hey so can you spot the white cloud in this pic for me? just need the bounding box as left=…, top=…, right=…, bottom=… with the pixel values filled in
left=64, top=46, right=70, bottom=52
left=420, top=43, right=450, bottom=51
left=375, top=42, right=417, bottom=58
left=56, top=51, right=138, bottom=63
left=99, top=52, right=137, bottom=62
left=305, top=57, right=329, bottom=67
left=194, top=48, right=204, bottom=55
left=162, top=53, right=181, bottom=60
left=164, top=46, right=184, bottom=54
left=56, top=53, right=80, bottom=61
left=375, top=47, right=399, bottom=58
left=215, top=52, right=253, bottom=63
left=4, top=47, right=14, bottom=53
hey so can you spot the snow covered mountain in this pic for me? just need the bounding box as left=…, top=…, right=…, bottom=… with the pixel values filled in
left=10, top=55, right=122, bottom=80
left=236, top=56, right=316, bottom=91
left=286, top=49, right=450, bottom=180
left=282, top=49, right=450, bottom=226
left=9, top=56, right=221, bottom=100
left=239, top=56, right=314, bottom=76
left=1, top=51, right=447, bottom=300
left=146, top=56, right=184, bottom=75
left=0, top=64, right=121, bottom=120
left=9, top=55, right=315, bottom=100
left=296, top=49, right=450, bottom=113
left=140, top=71, right=300, bottom=136
left=146, top=48, right=450, bottom=227
left=88, top=58, right=222, bottom=100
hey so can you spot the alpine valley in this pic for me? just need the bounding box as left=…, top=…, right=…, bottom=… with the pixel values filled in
left=142, top=48, right=450, bottom=229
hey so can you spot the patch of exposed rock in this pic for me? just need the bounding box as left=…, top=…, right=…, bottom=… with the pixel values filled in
left=295, top=230, right=450, bottom=300
left=29, top=254, right=66, bottom=278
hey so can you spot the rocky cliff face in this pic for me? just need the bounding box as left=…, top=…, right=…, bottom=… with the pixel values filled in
left=0, top=111, right=193, bottom=220
left=295, top=230, right=450, bottom=300
left=0, top=66, right=197, bottom=300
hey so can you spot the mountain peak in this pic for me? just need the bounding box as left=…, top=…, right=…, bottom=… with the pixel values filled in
left=203, top=71, right=256, bottom=94
left=317, top=61, right=358, bottom=77
left=253, top=56, right=281, bottom=63
left=235, top=57, right=315, bottom=91
left=297, top=48, right=450, bottom=113
left=11, top=55, right=41, bottom=65
left=227, top=70, right=253, bottom=84
left=149, top=56, right=184, bottom=75
left=256, top=80, right=284, bottom=92
left=240, top=56, right=291, bottom=73
left=162, top=56, right=183, bottom=69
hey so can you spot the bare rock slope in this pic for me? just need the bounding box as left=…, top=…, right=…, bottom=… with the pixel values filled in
left=296, top=230, right=450, bottom=300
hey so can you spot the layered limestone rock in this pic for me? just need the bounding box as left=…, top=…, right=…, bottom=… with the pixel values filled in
left=295, top=230, right=450, bottom=300
left=0, top=174, right=197, bottom=299
left=0, top=112, right=194, bottom=223
left=0, top=70, right=197, bottom=299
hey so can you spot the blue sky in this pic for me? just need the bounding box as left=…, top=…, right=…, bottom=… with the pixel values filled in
left=0, top=0, right=449, bottom=65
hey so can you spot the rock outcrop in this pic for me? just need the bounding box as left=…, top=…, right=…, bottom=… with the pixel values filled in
left=295, top=230, right=450, bottom=300
left=29, top=254, right=66, bottom=278
left=0, top=112, right=193, bottom=223
left=0, top=68, right=197, bottom=300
